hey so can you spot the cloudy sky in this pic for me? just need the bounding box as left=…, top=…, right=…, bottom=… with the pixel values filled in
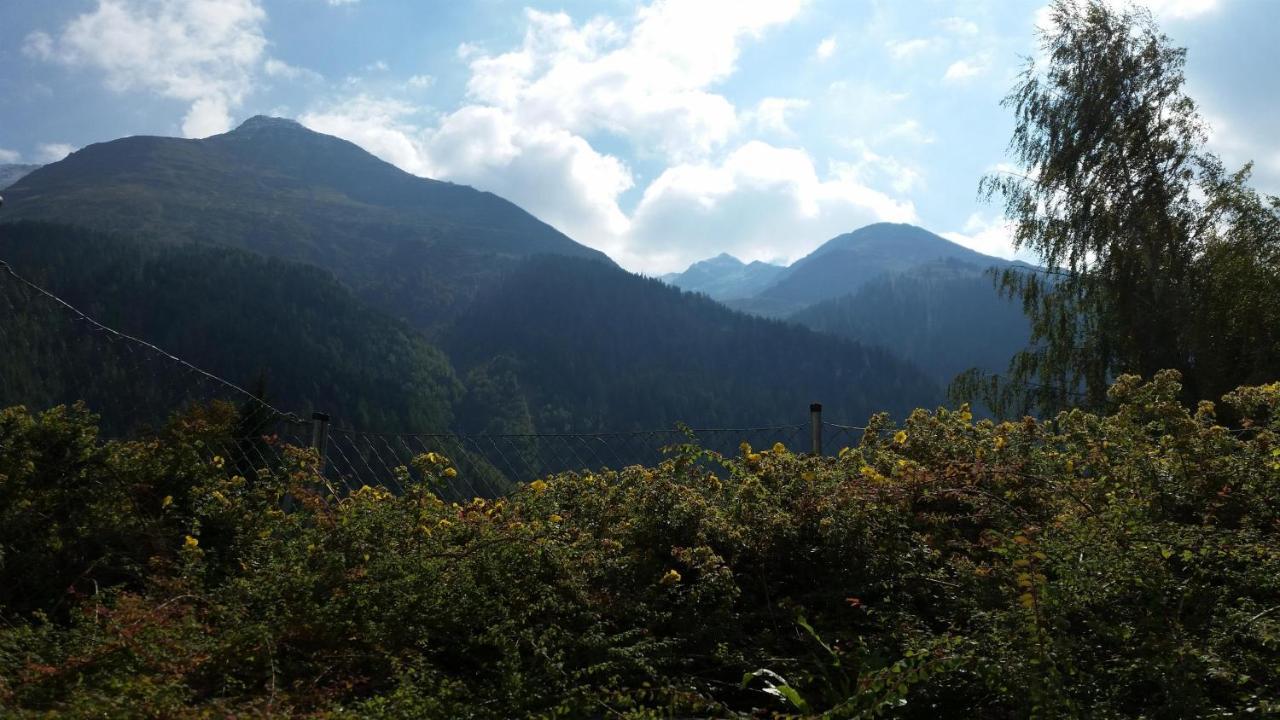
left=2, top=0, right=1277, bottom=273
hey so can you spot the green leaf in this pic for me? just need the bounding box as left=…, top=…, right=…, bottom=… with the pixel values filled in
left=773, top=684, right=811, bottom=713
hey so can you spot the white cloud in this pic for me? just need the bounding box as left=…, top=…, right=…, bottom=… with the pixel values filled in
left=1036, top=0, right=1219, bottom=36
left=24, top=0, right=268, bottom=138
left=22, top=31, right=53, bottom=59
left=460, top=1, right=804, bottom=161
left=750, top=97, right=809, bottom=136
left=882, top=119, right=935, bottom=145
left=943, top=56, right=988, bottom=82
left=0, top=148, right=21, bottom=163
left=941, top=213, right=1040, bottom=262
left=37, top=143, right=76, bottom=163
left=939, top=16, right=979, bottom=35
left=887, top=38, right=934, bottom=60
left=299, top=1, right=921, bottom=273
left=327, top=0, right=358, bottom=5
left=1131, top=0, right=1219, bottom=19
left=627, top=142, right=916, bottom=271
left=264, top=57, right=322, bottom=83
left=838, top=140, right=924, bottom=194
left=300, top=95, right=434, bottom=176
left=815, top=35, right=837, bottom=59
left=1203, top=112, right=1280, bottom=196
left=407, top=74, right=434, bottom=89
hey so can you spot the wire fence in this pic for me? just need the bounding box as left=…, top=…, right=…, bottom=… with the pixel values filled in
left=1, top=258, right=876, bottom=501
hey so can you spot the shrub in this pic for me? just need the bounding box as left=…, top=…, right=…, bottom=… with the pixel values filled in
left=1, top=372, right=1277, bottom=717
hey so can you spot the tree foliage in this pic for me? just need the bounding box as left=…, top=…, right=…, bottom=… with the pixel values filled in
left=961, top=0, right=1280, bottom=415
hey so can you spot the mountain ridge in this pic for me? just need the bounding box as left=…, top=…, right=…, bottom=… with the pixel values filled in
left=660, top=252, right=785, bottom=301
left=1, top=115, right=611, bottom=332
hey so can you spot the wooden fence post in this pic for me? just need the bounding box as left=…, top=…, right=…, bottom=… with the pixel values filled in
left=810, top=402, right=823, bottom=456
left=310, top=411, right=330, bottom=473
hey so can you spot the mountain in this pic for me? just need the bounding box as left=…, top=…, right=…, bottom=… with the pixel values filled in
left=0, top=116, right=609, bottom=332
left=0, top=221, right=459, bottom=433
left=661, top=253, right=785, bottom=301
left=445, top=255, right=939, bottom=432
left=730, top=223, right=1017, bottom=317
left=789, top=258, right=1031, bottom=386
left=0, top=121, right=944, bottom=439
left=0, top=164, right=40, bottom=190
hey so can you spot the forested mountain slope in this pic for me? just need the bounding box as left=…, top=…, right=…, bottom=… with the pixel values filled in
left=0, top=116, right=609, bottom=332
left=0, top=221, right=459, bottom=432
left=789, top=258, right=1031, bottom=385
left=445, top=255, right=939, bottom=432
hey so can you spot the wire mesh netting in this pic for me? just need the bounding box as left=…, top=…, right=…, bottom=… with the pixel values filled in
left=3, top=258, right=879, bottom=501
left=320, top=424, right=826, bottom=499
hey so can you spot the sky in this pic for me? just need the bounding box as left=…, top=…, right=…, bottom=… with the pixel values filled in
left=2, top=0, right=1277, bottom=274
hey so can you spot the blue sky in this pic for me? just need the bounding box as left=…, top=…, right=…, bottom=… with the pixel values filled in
left=2, top=0, right=1277, bottom=273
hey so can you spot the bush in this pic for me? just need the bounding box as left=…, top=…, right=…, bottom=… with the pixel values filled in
left=1, top=372, right=1277, bottom=717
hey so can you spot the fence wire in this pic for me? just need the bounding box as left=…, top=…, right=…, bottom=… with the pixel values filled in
left=3, top=257, right=880, bottom=501
left=0, top=259, right=301, bottom=439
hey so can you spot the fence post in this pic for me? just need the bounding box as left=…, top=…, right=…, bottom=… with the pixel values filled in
left=810, top=402, right=823, bottom=456
left=310, top=411, right=330, bottom=473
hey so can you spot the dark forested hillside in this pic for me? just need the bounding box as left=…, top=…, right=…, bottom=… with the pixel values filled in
left=445, top=255, right=939, bottom=431
left=790, top=259, right=1031, bottom=385
left=0, top=222, right=460, bottom=432
left=0, top=117, right=609, bottom=332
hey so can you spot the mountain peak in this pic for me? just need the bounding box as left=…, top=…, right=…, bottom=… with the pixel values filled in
left=231, top=115, right=305, bottom=134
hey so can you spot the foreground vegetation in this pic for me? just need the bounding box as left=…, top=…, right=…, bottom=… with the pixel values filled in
left=1, top=371, right=1277, bottom=717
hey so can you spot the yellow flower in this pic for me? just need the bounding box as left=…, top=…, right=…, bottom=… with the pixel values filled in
left=894, top=430, right=908, bottom=445
left=161, top=495, right=173, bottom=508
left=211, top=490, right=230, bottom=506
left=183, top=535, right=199, bottom=549
left=1065, top=459, right=1075, bottom=473
left=1019, top=593, right=1036, bottom=609
left=995, top=436, right=1007, bottom=450
left=739, top=441, right=752, bottom=455
left=211, top=455, right=225, bottom=469
left=772, top=441, right=786, bottom=454
left=660, top=569, right=682, bottom=586
left=529, top=479, right=548, bottom=494
left=746, top=452, right=761, bottom=464
left=442, top=467, right=457, bottom=478
left=424, top=452, right=443, bottom=465
left=549, top=514, right=563, bottom=523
